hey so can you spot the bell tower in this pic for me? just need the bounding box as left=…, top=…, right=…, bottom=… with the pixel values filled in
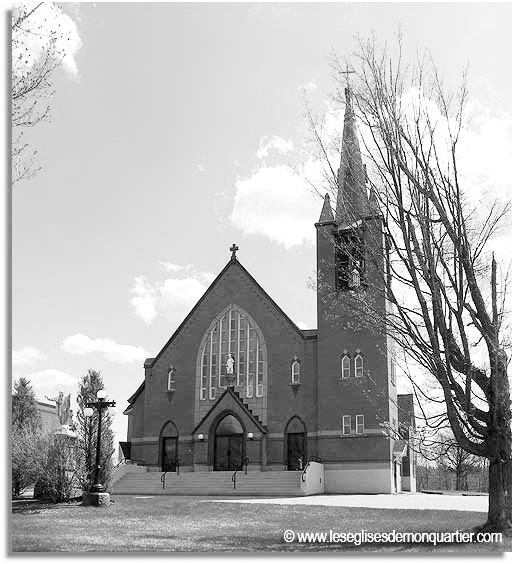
left=315, top=87, right=397, bottom=483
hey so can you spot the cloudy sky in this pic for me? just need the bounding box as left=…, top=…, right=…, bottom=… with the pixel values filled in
left=11, top=2, right=512, bottom=446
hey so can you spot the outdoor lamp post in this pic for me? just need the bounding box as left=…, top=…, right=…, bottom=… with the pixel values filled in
left=83, top=389, right=117, bottom=507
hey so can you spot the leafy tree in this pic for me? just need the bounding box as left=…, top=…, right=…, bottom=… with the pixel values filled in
left=307, top=38, right=511, bottom=530
left=12, top=427, right=48, bottom=496
left=34, top=433, right=81, bottom=503
left=12, top=376, right=41, bottom=432
left=11, top=377, right=43, bottom=496
left=75, top=370, right=114, bottom=491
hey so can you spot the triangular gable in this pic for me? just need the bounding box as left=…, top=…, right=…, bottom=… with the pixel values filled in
left=192, top=387, right=267, bottom=436
left=149, top=256, right=306, bottom=368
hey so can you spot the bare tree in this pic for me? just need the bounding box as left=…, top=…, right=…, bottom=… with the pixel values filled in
left=437, top=433, right=482, bottom=491
left=307, top=37, right=511, bottom=531
left=11, top=2, right=75, bottom=184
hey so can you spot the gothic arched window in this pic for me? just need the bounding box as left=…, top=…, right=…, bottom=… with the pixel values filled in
left=291, top=360, right=300, bottom=384
left=200, top=306, right=265, bottom=400
left=167, top=366, right=176, bottom=391
left=355, top=354, right=364, bottom=378
left=341, top=355, right=351, bottom=379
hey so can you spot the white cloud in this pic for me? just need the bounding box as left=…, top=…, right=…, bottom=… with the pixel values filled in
left=130, top=263, right=215, bottom=326
left=159, top=262, right=194, bottom=273
left=12, top=346, right=46, bottom=366
left=23, top=368, right=77, bottom=399
left=61, top=334, right=150, bottom=364
left=256, top=136, right=294, bottom=159
left=230, top=163, right=320, bottom=248
left=298, top=82, right=318, bottom=92
left=12, top=2, right=83, bottom=77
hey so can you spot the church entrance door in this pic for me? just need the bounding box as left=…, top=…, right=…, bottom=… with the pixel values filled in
left=162, top=437, right=177, bottom=472
left=213, top=414, right=244, bottom=471
left=287, top=433, right=306, bottom=470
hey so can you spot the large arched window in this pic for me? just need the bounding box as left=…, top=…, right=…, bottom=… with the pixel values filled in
left=200, top=306, right=265, bottom=400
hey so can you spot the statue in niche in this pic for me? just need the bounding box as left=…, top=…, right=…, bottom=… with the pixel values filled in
left=226, top=353, right=235, bottom=375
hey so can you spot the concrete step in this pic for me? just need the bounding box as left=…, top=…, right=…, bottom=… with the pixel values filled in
left=112, top=470, right=305, bottom=496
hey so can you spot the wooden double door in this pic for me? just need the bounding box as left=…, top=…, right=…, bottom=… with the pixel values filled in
left=214, top=434, right=243, bottom=471
left=161, top=437, right=178, bottom=472
left=287, top=432, right=306, bottom=470
left=213, top=414, right=244, bottom=471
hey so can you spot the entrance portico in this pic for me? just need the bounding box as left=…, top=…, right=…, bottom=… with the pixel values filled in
left=192, top=387, right=267, bottom=471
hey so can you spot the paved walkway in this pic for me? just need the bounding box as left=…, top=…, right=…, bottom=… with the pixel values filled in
left=209, top=493, right=488, bottom=513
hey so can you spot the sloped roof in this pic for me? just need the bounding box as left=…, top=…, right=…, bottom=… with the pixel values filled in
left=192, top=386, right=267, bottom=435
left=126, top=256, right=313, bottom=406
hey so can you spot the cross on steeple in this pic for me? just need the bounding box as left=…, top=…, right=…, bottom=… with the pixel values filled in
left=340, top=63, right=355, bottom=103
left=230, top=243, right=239, bottom=260
left=340, top=62, right=355, bottom=83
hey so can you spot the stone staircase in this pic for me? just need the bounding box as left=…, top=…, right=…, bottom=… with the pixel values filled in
left=112, top=470, right=305, bottom=497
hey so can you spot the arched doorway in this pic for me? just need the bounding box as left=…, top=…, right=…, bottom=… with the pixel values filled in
left=160, top=421, right=178, bottom=472
left=285, top=416, right=306, bottom=470
left=213, top=414, right=244, bottom=471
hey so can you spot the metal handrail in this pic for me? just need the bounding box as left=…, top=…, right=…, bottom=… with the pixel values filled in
left=112, top=457, right=126, bottom=471
left=231, top=469, right=238, bottom=489
left=161, top=472, right=167, bottom=490
left=243, top=457, right=249, bottom=475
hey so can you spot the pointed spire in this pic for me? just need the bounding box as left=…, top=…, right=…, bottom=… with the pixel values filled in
left=318, top=193, right=334, bottom=223
left=335, top=87, right=369, bottom=224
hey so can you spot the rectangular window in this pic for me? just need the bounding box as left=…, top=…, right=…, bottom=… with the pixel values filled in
left=342, top=415, right=351, bottom=435
left=356, top=414, right=364, bottom=434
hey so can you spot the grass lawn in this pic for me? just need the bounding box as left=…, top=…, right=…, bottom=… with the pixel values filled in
left=11, top=495, right=510, bottom=553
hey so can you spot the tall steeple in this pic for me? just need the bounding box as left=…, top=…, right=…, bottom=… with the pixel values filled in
left=335, top=87, right=369, bottom=224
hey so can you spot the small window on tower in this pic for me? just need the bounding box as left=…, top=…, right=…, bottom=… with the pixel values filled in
left=341, top=355, right=351, bottom=379
left=335, top=230, right=364, bottom=291
left=350, top=268, right=361, bottom=288
left=342, top=415, right=351, bottom=435
left=291, top=360, right=300, bottom=384
left=355, top=354, right=364, bottom=378
left=356, top=414, right=364, bottom=434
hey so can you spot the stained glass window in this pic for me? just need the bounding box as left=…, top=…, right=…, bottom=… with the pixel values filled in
left=200, top=307, right=264, bottom=400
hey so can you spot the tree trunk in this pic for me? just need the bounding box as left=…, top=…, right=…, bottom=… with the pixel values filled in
left=456, top=468, right=464, bottom=491
left=487, top=456, right=511, bottom=531
left=485, top=348, right=512, bottom=531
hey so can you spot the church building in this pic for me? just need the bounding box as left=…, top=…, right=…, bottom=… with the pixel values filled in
left=123, top=88, right=416, bottom=494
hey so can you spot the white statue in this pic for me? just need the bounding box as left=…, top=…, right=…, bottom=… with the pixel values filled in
left=226, top=353, right=235, bottom=375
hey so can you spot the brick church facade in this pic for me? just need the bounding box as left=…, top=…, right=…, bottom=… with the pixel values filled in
left=123, top=88, right=416, bottom=494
